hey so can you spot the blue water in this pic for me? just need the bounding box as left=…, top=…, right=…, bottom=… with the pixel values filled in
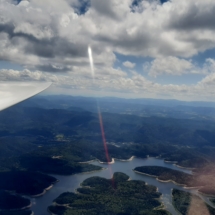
left=30, top=157, right=212, bottom=215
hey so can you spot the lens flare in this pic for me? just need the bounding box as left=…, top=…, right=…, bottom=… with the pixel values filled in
left=98, top=107, right=111, bottom=163
left=88, top=46, right=114, bottom=187
left=88, top=46, right=95, bottom=80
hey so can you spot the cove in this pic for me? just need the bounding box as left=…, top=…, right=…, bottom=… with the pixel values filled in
left=30, top=157, right=212, bottom=215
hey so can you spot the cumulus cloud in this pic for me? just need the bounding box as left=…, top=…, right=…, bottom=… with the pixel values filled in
left=198, top=59, right=215, bottom=86
left=2, top=66, right=215, bottom=101
left=146, top=57, right=200, bottom=77
left=123, top=61, right=136, bottom=69
left=1, top=0, right=215, bottom=69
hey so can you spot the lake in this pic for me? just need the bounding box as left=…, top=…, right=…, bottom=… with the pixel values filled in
left=30, top=157, right=213, bottom=215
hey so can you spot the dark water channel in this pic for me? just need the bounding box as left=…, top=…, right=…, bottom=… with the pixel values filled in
left=31, top=157, right=213, bottom=215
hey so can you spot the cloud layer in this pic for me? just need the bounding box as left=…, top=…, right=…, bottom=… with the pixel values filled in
left=1, top=0, right=215, bottom=100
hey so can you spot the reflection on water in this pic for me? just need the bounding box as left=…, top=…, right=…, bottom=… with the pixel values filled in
left=31, top=157, right=212, bottom=215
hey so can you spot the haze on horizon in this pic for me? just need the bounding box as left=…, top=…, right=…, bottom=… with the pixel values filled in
left=1, top=0, right=215, bottom=101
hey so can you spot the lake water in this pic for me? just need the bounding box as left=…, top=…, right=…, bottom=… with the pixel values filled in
left=30, top=157, right=213, bottom=215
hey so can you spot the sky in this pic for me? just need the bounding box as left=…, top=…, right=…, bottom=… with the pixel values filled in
left=0, top=0, right=215, bottom=101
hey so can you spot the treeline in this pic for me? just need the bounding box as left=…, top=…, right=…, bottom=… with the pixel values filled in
left=0, top=140, right=178, bottom=174
left=2, top=106, right=215, bottom=148
left=0, top=140, right=212, bottom=176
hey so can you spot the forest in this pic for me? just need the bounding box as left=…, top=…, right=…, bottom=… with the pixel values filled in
left=0, top=190, right=32, bottom=215
left=0, top=190, right=30, bottom=210
left=48, top=172, right=171, bottom=215
left=1, top=96, right=215, bottom=214
left=0, top=171, right=57, bottom=196
left=134, top=166, right=202, bottom=187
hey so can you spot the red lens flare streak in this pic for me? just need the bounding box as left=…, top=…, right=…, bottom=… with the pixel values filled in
left=88, top=46, right=115, bottom=187
left=98, top=107, right=110, bottom=163
left=97, top=105, right=115, bottom=188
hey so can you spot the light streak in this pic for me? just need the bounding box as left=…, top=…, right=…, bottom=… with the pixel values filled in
left=98, top=106, right=111, bottom=163
left=88, top=46, right=114, bottom=188
left=88, top=46, right=95, bottom=80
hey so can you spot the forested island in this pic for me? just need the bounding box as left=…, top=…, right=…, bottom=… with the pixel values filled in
left=134, top=166, right=202, bottom=187
left=172, top=189, right=215, bottom=215
left=48, top=172, right=171, bottom=215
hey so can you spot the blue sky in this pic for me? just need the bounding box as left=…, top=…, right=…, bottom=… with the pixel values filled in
left=1, top=0, right=215, bottom=101
left=114, top=52, right=208, bottom=85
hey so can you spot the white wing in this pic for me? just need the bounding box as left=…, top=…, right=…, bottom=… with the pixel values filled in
left=0, top=82, right=51, bottom=111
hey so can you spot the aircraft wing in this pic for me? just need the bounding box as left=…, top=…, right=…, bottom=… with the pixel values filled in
left=0, top=82, right=51, bottom=111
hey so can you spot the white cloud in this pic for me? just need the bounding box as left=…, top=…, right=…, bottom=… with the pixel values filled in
left=198, top=59, right=215, bottom=86
left=1, top=0, right=215, bottom=70
left=146, top=57, right=201, bottom=77
left=1, top=0, right=215, bottom=100
left=2, top=65, right=215, bottom=101
left=123, top=61, right=136, bottom=69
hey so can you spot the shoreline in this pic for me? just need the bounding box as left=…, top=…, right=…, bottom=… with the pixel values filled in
left=133, top=170, right=157, bottom=178
left=156, top=178, right=186, bottom=187
left=79, top=156, right=136, bottom=165
left=114, top=156, right=135, bottom=162
left=133, top=170, right=200, bottom=188
left=184, top=186, right=203, bottom=190
left=5, top=202, right=33, bottom=212
left=99, top=158, right=115, bottom=164
left=77, top=167, right=107, bottom=175
left=79, top=159, right=98, bottom=164
left=173, top=164, right=196, bottom=170
left=31, top=183, right=55, bottom=197
left=21, top=202, right=32, bottom=210
left=79, top=156, right=194, bottom=172
left=79, top=158, right=116, bottom=164
left=164, top=160, right=178, bottom=164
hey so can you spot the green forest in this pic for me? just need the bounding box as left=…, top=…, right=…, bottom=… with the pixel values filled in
left=48, top=172, right=171, bottom=215
left=0, top=190, right=30, bottom=210
left=1, top=97, right=215, bottom=214
left=0, top=190, right=32, bottom=215
left=134, top=166, right=202, bottom=187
